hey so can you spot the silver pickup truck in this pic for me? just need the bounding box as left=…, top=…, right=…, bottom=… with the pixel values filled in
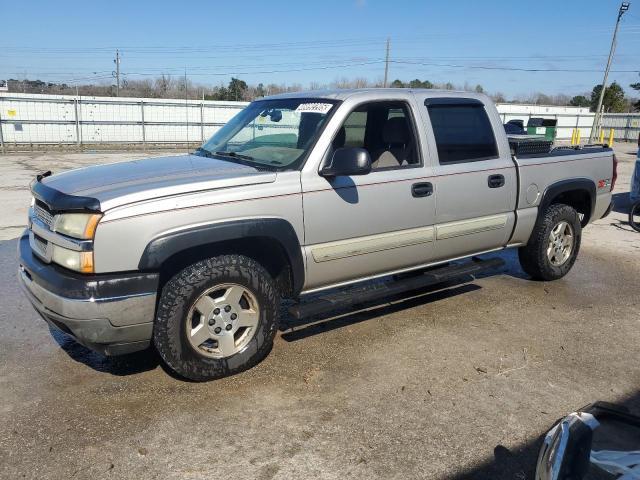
left=18, top=89, right=616, bottom=381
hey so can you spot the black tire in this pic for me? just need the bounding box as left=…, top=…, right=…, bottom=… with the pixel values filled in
left=630, top=201, right=640, bottom=233
left=154, top=254, right=279, bottom=381
left=518, top=204, right=582, bottom=281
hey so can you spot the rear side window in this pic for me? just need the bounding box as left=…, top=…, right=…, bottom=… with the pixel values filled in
left=425, top=101, right=498, bottom=164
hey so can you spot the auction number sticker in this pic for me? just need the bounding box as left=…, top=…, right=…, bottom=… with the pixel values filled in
left=295, top=103, right=333, bottom=114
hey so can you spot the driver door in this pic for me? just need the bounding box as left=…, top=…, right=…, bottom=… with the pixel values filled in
left=300, top=98, right=436, bottom=292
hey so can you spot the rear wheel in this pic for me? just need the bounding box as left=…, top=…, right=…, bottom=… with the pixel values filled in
left=154, top=254, right=279, bottom=381
left=629, top=200, right=640, bottom=233
left=518, top=204, right=581, bottom=281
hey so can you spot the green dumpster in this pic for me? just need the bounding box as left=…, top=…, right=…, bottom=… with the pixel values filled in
left=526, top=117, right=557, bottom=142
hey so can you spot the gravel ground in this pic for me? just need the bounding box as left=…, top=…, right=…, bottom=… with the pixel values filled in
left=0, top=144, right=638, bottom=479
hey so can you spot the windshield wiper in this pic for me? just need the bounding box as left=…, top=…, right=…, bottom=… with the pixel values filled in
left=215, top=151, right=255, bottom=161
left=193, top=147, right=214, bottom=158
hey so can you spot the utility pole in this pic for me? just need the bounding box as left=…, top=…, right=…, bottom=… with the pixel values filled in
left=113, top=49, right=121, bottom=96
left=185, top=68, right=189, bottom=149
left=383, top=37, right=390, bottom=88
left=589, top=2, right=630, bottom=142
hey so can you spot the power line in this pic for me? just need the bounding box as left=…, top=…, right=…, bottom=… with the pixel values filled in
left=390, top=60, right=639, bottom=73
left=6, top=50, right=640, bottom=78
left=123, top=60, right=385, bottom=77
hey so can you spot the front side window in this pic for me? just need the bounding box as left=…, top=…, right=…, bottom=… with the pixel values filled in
left=331, top=101, right=419, bottom=170
left=426, top=101, right=498, bottom=164
left=197, top=99, right=337, bottom=170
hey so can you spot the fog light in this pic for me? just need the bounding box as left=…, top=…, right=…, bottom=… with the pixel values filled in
left=51, top=245, right=94, bottom=273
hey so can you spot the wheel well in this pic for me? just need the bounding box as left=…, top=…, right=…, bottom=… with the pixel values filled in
left=157, top=236, right=294, bottom=297
left=548, top=189, right=592, bottom=226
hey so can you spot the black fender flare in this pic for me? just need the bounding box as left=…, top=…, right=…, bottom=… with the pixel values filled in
left=538, top=178, right=596, bottom=225
left=138, top=218, right=305, bottom=295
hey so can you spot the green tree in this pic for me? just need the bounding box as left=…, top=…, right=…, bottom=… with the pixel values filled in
left=208, top=86, right=229, bottom=101
left=474, top=84, right=484, bottom=94
left=569, top=95, right=590, bottom=108
left=390, top=79, right=405, bottom=88
left=228, top=77, right=248, bottom=101
left=590, top=82, right=626, bottom=113
left=408, top=79, right=434, bottom=89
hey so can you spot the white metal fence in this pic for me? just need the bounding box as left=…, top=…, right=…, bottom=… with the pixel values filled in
left=0, top=93, right=248, bottom=149
left=1, top=92, right=638, bottom=150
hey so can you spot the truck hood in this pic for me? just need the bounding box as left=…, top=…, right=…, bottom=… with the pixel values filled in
left=41, top=154, right=277, bottom=211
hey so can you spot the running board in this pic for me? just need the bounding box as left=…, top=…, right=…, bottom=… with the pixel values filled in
left=288, top=257, right=505, bottom=320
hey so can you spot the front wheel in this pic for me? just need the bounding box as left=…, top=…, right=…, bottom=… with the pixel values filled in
left=154, top=255, right=279, bottom=381
left=629, top=201, right=640, bottom=233
left=518, top=204, right=582, bottom=281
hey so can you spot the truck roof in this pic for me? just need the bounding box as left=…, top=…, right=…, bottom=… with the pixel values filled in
left=263, top=88, right=489, bottom=102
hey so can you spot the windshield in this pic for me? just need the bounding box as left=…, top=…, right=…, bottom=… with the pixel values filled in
left=196, top=98, right=338, bottom=170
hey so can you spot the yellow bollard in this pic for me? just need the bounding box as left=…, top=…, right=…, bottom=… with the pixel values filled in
left=576, top=129, right=581, bottom=145
left=570, top=129, right=575, bottom=145
left=599, top=130, right=605, bottom=144
left=608, top=128, right=614, bottom=146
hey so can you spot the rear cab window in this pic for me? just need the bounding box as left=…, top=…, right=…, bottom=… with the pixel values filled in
left=424, top=98, right=498, bottom=164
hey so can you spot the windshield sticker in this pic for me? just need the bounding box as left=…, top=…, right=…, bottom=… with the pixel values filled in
left=295, top=103, right=333, bottom=114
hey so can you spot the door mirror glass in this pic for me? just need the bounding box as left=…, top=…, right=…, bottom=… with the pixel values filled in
left=320, top=147, right=372, bottom=177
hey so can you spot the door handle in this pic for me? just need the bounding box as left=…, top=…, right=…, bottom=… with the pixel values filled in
left=411, top=182, right=433, bottom=197
left=488, top=174, right=505, bottom=188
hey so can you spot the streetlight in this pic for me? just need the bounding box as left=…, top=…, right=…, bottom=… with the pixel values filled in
left=589, top=2, right=630, bottom=143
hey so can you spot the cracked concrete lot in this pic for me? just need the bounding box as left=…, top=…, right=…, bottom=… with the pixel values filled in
left=0, top=145, right=639, bottom=479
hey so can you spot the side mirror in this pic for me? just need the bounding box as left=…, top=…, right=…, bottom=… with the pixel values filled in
left=320, top=147, right=372, bottom=177
left=535, top=402, right=640, bottom=480
left=536, top=412, right=595, bottom=480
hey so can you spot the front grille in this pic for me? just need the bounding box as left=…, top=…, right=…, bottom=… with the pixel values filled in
left=32, top=233, right=48, bottom=257
left=34, top=203, right=54, bottom=229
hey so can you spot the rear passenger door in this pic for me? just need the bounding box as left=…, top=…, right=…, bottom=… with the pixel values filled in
left=416, top=96, right=517, bottom=260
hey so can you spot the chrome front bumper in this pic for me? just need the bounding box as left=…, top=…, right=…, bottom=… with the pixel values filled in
left=18, top=232, right=159, bottom=355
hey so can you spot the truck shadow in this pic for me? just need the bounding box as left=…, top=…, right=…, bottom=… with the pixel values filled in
left=611, top=192, right=631, bottom=215
left=279, top=281, right=482, bottom=342
left=49, top=327, right=161, bottom=375
left=280, top=250, right=528, bottom=342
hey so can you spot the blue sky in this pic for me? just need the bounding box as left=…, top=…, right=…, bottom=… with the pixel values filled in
left=2, top=0, right=639, bottom=98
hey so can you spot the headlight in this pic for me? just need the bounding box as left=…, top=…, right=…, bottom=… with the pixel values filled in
left=54, top=213, right=102, bottom=239
left=51, top=245, right=94, bottom=273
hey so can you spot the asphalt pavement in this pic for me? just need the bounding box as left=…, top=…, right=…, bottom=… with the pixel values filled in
left=0, top=144, right=638, bottom=479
